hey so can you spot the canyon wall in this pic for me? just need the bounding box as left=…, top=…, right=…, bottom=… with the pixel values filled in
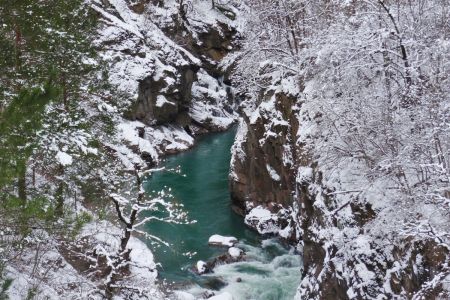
left=229, top=75, right=450, bottom=299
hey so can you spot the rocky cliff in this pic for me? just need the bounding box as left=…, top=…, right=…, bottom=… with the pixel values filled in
left=229, top=80, right=302, bottom=243
left=124, top=0, right=241, bottom=130
left=90, top=0, right=244, bottom=167
left=229, top=71, right=450, bottom=299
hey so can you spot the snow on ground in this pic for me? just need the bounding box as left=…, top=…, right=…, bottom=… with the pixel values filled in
left=115, top=120, right=196, bottom=168
left=80, top=221, right=160, bottom=294
left=56, top=151, right=73, bottom=166
left=5, top=230, right=101, bottom=300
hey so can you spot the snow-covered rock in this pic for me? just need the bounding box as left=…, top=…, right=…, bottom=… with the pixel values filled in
left=208, top=235, right=238, bottom=247
left=228, top=247, right=243, bottom=258
left=196, top=260, right=208, bottom=274
left=244, top=206, right=278, bottom=234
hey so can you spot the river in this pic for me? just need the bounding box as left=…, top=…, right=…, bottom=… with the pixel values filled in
left=143, top=128, right=301, bottom=299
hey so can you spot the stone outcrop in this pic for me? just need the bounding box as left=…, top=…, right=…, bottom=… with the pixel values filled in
left=230, top=89, right=300, bottom=214
left=128, top=64, right=199, bottom=125
left=126, top=4, right=240, bottom=130
left=192, top=21, right=238, bottom=77
left=162, top=12, right=240, bottom=79
left=229, top=78, right=450, bottom=299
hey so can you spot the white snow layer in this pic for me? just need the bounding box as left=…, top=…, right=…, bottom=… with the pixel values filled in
left=208, top=235, right=238, bottom=247
left=228, top=247, right=243, bottom=258
left=244, top=206, right=280, bottom=235
left=266, top=164, right=281, bottom=182
left=196, top=260, right=207, bottom=274
left=56, top=151, right=73, bottom=166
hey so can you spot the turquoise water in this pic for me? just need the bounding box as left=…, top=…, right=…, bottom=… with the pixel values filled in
left=142, top=128, right=301, bottom=299
left=143, top=129, right=259, bottom=282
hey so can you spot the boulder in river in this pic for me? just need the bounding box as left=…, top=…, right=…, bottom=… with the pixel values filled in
left=208, top=234, right=237, bottom=247
left=228, top=247, right=243, bottom=259
left=196, top=260, right=209, bottom=274
left=202, top=277, right=228, bottom=291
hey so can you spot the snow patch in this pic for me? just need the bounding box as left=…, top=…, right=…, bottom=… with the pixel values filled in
left=196, top=260, right=207, bottom=274
left=244, top=206, right=279, bottom=235
left=156, top=95, right=175, bottom=108
left=266, top=164, right=281, bottom=182
left=56, top=151, right=73, bottom=166
left=228, top=247, right=243, bottom=258
left=208, top=235, right=238, bottom=247
left=297, top=167, right=313, bottom=183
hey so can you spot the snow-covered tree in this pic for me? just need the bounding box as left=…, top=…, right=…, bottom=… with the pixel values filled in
left=237, top=0, right=449, bottom=208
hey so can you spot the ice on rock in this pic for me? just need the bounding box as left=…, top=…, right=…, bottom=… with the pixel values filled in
left=208, top=234, right=238, bottom=247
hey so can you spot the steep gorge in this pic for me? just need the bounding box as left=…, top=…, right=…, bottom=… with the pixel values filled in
left=116, top=1, right=450, bottom=298
left=229, top=72, right=450, bottom=299
left=3, top=0, right=448, bottom=299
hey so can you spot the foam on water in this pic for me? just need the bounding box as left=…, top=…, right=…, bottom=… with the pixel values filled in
left=185, top=239, right=302, bottom=300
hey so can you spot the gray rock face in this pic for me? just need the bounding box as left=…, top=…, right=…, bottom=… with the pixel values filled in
left=163, top=18, right=239, bottom=79
left=230, top=90, right=300, bottom=214
left=127, top=14, right=239, bottom=128
left=129, top=64, right=199, bottom=125
left=193, top=21, right=238, bottom=77
left=230, top=83, right=450, bottom=299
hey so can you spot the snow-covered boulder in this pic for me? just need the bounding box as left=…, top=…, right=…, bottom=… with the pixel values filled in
left=228, top=247, right=243, bottom=258
left=208, top=234, right=238, bottom=247
left=196, top=260, right=208, bottom=274
left=244, top=206, right=279, bottom=235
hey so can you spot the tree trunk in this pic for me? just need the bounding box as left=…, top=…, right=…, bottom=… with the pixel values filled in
left=17, top=169, right=26, bottom=203
left=61, top=72, right=68, bottom=109
left=14, top=22, right=22, bottom=71
left=55, top=182, right=65, bottom=217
